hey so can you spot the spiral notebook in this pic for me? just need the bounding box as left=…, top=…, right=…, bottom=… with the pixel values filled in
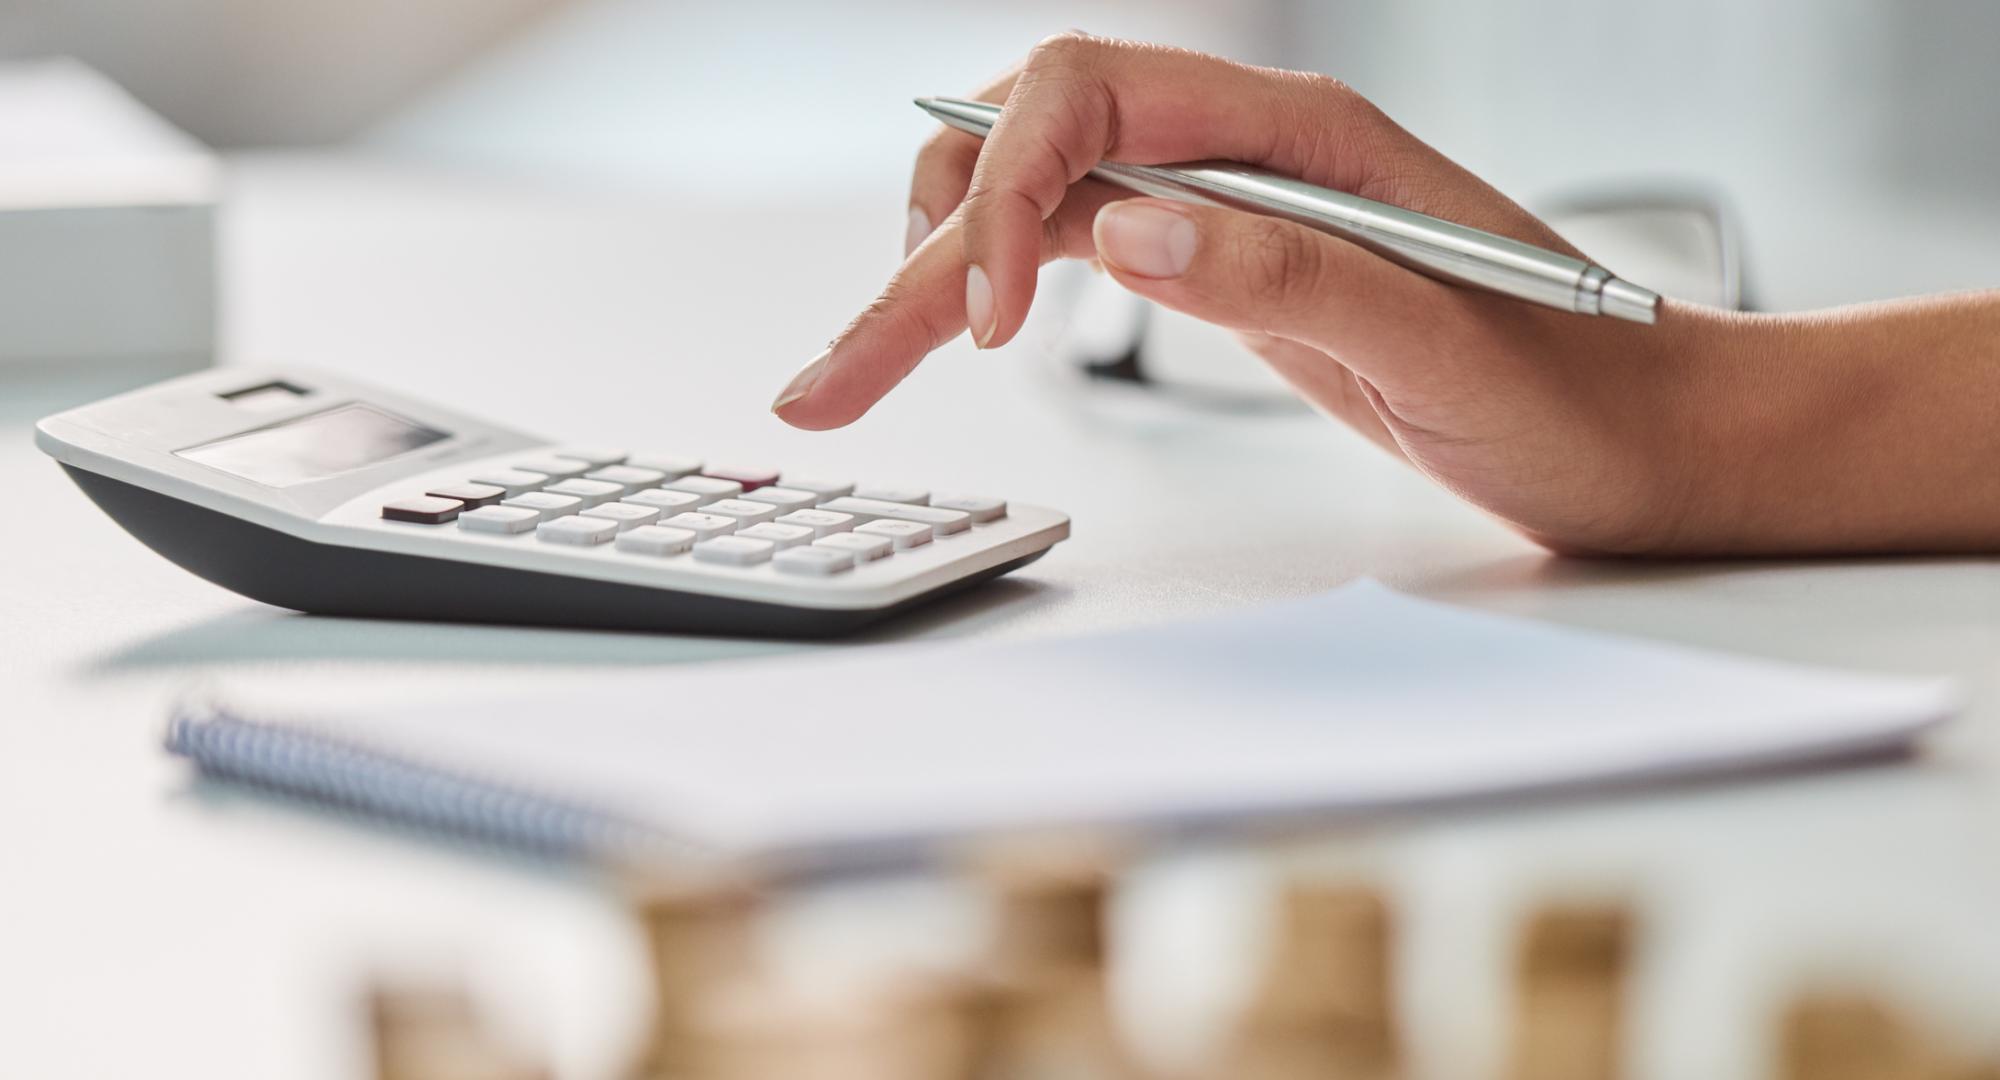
left=166, top=581, right=1957, bottom=870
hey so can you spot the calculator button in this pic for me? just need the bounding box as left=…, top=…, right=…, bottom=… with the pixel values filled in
left=550, top=447, right=626, bottom=467
left=739, top=486, right=819, bottom=512
left=701, top=498, right=781, bottom=526
left=855, top=519, right=933, bottom=549
left=537, top=514, right=620, bottom=545
left=815, top=532, right=893, bottom=562
left=424, top=482, right=505, bottom=510
left=543, top=478, right=623, bottom=508
left=469, top=468, right=549, bottom=496
left=625, top=454, right=702, bottom=479
left=584, top=465, right=668, bottom=493
left=616, top=524, right=697, bottom=556
left=774, top=546, right=855, bottom=576
left=381, top=496, right=462, bottom=524
left=817, top=497, right=971, bottom=535
left=778, top=477, right=855, bottom=502
left=774, top=509, right=856, bottom=538
left=851, top=485, right=929, bottom=506
left=663, top=476, right=743, bottom=504
left=930, top=495, right=1007, bottom=523
left=580, top=502, right=661, bottom=531
left=736, top=522, right=813, bottom=549
left=702, top=465, right=780, bottom=492
left=660, top=512, right=739, bottom=541
left=693, top=535, right=775, bottom=565
left=502, top=492, right=583, bottom=522
left=623, top=489, right=704, bottom=515
left=511, top=456, right=591, bottom=480
left=457, top=505, right=540, bottom=534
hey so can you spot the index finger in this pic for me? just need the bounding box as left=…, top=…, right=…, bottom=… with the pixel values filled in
left=772, top=186, right=1121, bottom=430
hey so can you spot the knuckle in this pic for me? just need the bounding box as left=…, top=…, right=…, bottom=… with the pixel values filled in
left=1237, top=219, right=1327, bottom=313
left=1028, top=30, right=1101, bottom=68
left=849, top=279, right=948, bottom=355
left=1308, top=72, right=1359, bottom=106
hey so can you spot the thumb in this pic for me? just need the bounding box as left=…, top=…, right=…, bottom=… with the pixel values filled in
left=1090, top=197, right=1477, bottom=394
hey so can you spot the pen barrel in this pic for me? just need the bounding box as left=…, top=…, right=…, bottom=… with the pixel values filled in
left=1095, top=161, right=1632, bottom=320
left=914, top=98, right=1656, bottom=324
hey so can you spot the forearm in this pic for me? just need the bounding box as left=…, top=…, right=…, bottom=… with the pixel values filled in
left=1684, top=291, right=2000, bottom=554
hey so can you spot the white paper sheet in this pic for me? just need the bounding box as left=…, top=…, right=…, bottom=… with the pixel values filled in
left=204, top=581, right=1957, bottom=861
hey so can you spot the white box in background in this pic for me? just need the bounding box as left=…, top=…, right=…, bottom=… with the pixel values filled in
left=0, top=59, right=216, bottom=372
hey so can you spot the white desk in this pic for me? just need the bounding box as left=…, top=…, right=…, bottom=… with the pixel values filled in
left=6, top=155, right=1999, bottom=1080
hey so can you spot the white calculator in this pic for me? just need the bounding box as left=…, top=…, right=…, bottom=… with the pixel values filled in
left=36, top=368, right=1069, bottom=636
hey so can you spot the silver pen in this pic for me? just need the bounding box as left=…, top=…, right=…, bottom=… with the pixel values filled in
left=916, top=96, right=1660, bottom=325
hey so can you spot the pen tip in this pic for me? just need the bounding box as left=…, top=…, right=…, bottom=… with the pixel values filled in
left=913, top=96, right=937, bottom=110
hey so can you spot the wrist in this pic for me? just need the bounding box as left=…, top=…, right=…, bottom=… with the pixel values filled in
left=1669, top=293, right=2000, bottom=555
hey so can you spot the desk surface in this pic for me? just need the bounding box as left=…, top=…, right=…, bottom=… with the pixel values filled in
left=6, top=155, right=2000, bottom=1080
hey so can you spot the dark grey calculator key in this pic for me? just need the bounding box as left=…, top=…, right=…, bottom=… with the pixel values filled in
left=381, top=496, right=463, bottom=524
left=424, top=482, right=505, bottom=510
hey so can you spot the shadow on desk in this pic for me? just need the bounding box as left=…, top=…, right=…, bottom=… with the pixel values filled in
left=82, top=575, right=1068, bottom=673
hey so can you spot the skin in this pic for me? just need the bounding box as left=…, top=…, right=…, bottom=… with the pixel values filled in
left=770, top=34, right=2000, bottom=557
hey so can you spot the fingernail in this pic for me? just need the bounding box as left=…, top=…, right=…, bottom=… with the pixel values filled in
left=771, top=348, right=829, bottom=413
left=965, top=264, right=995, bottom=347
left=904, top=206, right=932, bottom=257
left=1095, top=201, right=1198, bottom=279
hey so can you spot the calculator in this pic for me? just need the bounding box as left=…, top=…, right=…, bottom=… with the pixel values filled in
left=35, top=368, right=1069, bottom=636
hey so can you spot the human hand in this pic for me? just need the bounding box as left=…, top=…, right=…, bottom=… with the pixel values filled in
left=765, top=35, right=1793, bottom=555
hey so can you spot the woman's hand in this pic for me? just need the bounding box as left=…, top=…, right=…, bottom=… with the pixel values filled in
left=770, top=34, right=2000, bottom=557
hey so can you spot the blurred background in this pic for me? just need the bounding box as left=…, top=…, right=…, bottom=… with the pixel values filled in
left=6, top=0, right=1999, bottom=309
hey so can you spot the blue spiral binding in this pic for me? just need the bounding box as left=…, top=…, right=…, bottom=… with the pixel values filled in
left=164, top=699, right=689, bottom=864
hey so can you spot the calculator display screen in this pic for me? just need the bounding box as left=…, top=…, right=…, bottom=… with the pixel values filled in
left=178, top=403, right=449, bottom=487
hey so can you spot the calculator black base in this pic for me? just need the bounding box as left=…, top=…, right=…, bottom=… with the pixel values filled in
left=64, top=466, right=1048, bottom=638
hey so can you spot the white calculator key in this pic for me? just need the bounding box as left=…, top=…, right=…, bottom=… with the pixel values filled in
left=622, top=489, right=704, bottom=515
left=663, top=475, right=743, bottom=504
left=851, top=485, right=929, bottom=505
left=543, top=478, right=623, bottom=508
left=659, top=512, right=739, bottom=541
left=502, top=491, right=583, bottom=522
left=816, top=497, right=971, bottom=535
left=511, top=456, right=591, bottom=479
left=550, top=447, right=626, bottom=466
left=930, top=494, right=1007, bottom=523
left=537, top=514, right=619, bottom=546
left=580, top=502, right=660, bottom=531
left=625, top=454, right=702, bottom=479
left=584, top=465, right=668, bottom=493
left=701, top=498, right=780, bottom=525
left=693, top=535, right=774, bottom=566
left=739, top=486, right=819, bottom=512
left=470, top=468, right=549, bottom=496
left=615, top=524, right=696, bottom=556
left=854, top=519, right=933, bottom=550
left=815, top=532, right=893, bottom=562
left=773, top=546, right=855, bottom=576
left=735, top=522, right=813, bottom=549
left=776, top=476, right=854, bottom=502
left=774, top=509, right=855, bottom=538
left=456, top=505, right=539, bottom=534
